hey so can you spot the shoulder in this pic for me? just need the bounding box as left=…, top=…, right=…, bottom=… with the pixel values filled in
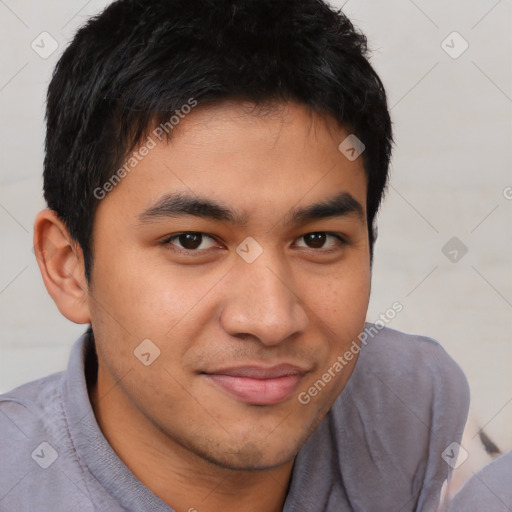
left=0, top=371, right=65, bottom=440
left=0, top=372, right=72, bottom=511
left=338, top=324, right=471, bottom=430
left=0, top=333, right=108, bottom=511
left=352, top=323, right=470, bottom=408
left=322, top=324, right=470, bottom=510
left=361, top=322, right=460, bottom=365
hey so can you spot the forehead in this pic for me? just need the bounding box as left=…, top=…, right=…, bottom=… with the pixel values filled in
left=95, top=101, right=368, bottom=226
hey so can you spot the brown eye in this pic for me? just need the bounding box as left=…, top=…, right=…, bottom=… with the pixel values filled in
left=295, top=232, right=345, bottom=251
left=164, top=232, right=218, bottom=252
left=178, top=233, right=203, bottom=250
left=303, top=232, right=327, bottom=248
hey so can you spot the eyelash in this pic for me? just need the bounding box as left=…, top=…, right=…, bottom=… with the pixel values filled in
left=161, top=231, right=347, bottom=256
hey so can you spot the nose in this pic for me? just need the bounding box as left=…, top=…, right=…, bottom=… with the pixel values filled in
left=219, top=254, right=309, bottom=346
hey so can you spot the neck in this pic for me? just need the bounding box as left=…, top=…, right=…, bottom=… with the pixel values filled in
left=89, top=368, right=294, bottom=512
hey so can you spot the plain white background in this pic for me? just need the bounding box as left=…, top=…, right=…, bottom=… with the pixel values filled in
left=0, top=0, right=511, bottom=458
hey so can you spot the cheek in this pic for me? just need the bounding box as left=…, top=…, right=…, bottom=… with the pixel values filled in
left=303, top=267, right=370, bottom=400
left=312, top=263, right=370, bottom=325
left=304, top=264, right=370, bottom=380
left=90, top=243, right=222, bottom=335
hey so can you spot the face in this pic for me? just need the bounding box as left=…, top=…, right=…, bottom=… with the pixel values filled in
left=88, top=101, right=370, bottom=470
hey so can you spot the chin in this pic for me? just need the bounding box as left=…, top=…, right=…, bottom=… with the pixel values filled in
left=187, top=434, right=301, bottom=472
left=207, top=448, right=296, bottom=472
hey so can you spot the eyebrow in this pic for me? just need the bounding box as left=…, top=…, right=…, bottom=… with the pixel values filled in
left=137, top=191, right=364, bottom=226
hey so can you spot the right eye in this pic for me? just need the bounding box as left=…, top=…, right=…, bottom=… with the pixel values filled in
left=162, top=232, right=221, bottom=253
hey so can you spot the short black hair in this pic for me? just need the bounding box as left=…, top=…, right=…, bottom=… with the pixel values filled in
left=44, top=0, right=392, bottom=281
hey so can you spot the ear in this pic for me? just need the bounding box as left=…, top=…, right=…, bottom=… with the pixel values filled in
left=33, top=209, right=91, bottom=324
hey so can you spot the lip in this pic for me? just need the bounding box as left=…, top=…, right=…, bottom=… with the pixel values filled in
left=202, top=364, right=306, bottom=405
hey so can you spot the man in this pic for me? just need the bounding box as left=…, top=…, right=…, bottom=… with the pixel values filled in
left=0, top=1, right=470, bottom=511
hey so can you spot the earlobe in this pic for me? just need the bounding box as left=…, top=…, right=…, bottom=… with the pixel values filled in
left=33, top=209, right=91, bottom=324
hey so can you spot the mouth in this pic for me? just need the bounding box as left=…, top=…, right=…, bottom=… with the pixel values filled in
left=201, top=364, right=306, bottom=405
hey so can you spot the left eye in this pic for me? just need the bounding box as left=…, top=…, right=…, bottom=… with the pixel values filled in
left=295, top=232, right=344, bottom=250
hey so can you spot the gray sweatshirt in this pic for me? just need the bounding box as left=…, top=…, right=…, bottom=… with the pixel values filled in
left=0, top=325, right=470, bottom=511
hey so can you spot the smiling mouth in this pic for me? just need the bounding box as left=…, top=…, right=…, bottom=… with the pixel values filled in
left=201, top=365, right=306, bottom=405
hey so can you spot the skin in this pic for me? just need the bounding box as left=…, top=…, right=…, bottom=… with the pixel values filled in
left=34, top=101, right=371, bottom=512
